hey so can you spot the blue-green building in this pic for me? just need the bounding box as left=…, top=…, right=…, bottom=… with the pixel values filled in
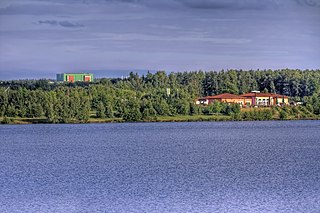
left=56, top=73, right=94, bottom=82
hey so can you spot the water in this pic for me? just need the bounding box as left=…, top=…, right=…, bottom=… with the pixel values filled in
left=0, top=121, right=320, bottom=213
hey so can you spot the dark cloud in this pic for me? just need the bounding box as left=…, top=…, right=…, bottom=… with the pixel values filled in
left=59, top=21, right=84, bottom=28
left=101, top=0, right=320, bottom=10
left=34, top=0, right=140, bottom=4
left=77, top=0, right=281, bottom=10
left=2, top=0, right=319, bottom=16
left=0, top=3, right=79, bottom=15
left=176, top=0, right=281, bottom=10
left=38, top=20, right=59, bottom=25
left=295, top=0, right=320, bottom=7
left=38, top=20, right=84, bottom=28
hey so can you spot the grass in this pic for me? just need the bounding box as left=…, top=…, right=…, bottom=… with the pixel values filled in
left=0, top=114, right=232, bottom=124
left=87, top=117, right=123, bottom=123
left=1, top=108, right=319, bottom=125
left=147, top=114, right=232, bottom=122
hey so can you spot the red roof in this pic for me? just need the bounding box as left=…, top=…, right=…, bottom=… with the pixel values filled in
left=205, top=93, right=244, bottom=99
left=197, top=92, right=289, bottom=101
left=240, top=92, right=289, bottom=98
left=272, top=93, right=289, bottom=98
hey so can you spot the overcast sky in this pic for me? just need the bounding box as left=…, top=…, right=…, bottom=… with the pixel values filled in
left=0, top=0, right=319, bottom=79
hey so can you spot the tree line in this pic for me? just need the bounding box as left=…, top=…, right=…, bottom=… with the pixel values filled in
left=0, top=69, right=319, bottom=123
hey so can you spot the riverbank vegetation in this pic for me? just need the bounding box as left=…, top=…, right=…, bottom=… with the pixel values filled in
left=1, top=69, right=319, bottom=124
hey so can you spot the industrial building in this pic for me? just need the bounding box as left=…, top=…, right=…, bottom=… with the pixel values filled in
left=56, top=73, right=94, bottom=82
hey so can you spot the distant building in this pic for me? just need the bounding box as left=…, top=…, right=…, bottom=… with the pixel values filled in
left=196, top=93, right=251, bottom=106
left=240, top=92, right=289, bottom=106
left=196, top=91, right=289, bottom=107
left=56, top=73, right=94, bottom=82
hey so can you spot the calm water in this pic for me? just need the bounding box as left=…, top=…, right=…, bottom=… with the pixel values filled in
left=0, top=121, right=320, bottom=213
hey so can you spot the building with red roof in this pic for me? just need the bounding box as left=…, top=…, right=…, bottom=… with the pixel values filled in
left=196, top=91, right=289, bottom=107
left=196, top=93, right=252, bottom=106
left=240, top=92, right=289, bottom=106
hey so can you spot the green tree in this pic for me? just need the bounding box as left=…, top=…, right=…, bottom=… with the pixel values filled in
left=96, top=101, right=106, bottom=118
left=77, top=96, right=91, bottom=122
left=105, top=102, right=114, bottom=118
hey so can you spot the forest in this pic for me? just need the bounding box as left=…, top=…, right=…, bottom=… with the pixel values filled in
left=0, top=69, right=319, bottom=124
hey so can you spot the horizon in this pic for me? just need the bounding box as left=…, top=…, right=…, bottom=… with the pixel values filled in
left=0, top=0, right=320, bottom=80
left=2, top=68, right=320, bottom=81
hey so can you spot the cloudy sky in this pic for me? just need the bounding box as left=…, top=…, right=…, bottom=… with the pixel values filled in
left=0, top=0, right=319, bottom=79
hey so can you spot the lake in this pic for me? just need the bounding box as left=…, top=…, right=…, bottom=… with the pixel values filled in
left=0, top=121, right=320, bottom=213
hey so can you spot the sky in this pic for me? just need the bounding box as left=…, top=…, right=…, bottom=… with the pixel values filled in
left=0, top=0, right=319, bottom=79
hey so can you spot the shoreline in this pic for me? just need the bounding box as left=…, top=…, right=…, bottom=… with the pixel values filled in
left=1, top=115, right=319, bottom=125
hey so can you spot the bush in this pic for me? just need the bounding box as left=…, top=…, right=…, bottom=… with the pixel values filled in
left=279, top=110, right=288, bottom=120
left=1, top=117, right=13, bottom=124
left=241, top=109, right=274, bottom=121
left=123, top=108, right=142, bottom=122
